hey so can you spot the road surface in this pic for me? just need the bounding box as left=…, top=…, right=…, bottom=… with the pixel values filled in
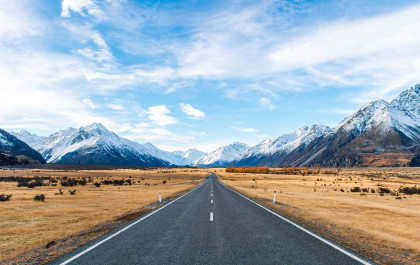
left=51, top=173, right=373, bottom=264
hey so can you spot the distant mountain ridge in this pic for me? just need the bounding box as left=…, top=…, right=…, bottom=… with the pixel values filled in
left=235, top=84, right=420, bottom=167
left=233, top=124, right=330, bottom=166
left=12, top=124, right=208, bottom=167
left=8, top=84, right=420, bottom=167
left=194, top=142, right=249, bottom=166
left=12, top=123, right=170, bottom=166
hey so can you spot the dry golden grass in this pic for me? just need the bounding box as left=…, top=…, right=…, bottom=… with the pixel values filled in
left=218, top=168, right=420, bottom=265
left=0, top=168, right=208, bottom=263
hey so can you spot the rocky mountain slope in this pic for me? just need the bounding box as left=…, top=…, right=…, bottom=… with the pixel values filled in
left=233, top=124, right=330, bottom=166
left=12, top=123, right=169, bottom=166
left=12, top=123, right=208, bottom=166
left=10, top=84, right=420, bottom=168
left=0, top=128, right=45, bottom=166
left=262, top=85, right=420, bottom=167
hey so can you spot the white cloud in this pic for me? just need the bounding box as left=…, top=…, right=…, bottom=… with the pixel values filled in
left=164, top=82, right=189, bottom=94
left=61, top=0, right=104, bottom=18
left=124, top=123, right=193, bottom=143
left=83, top=98, right=95, bottom=109
left=259, top=97, right=276, bottom=111
left=0, top=0, right=42, bottom=40
left=232, top=126, right=258, bottom=133
left=179, top=103, right=205, bottom=119
left=269, top=4, right=420, bottom=100
left=107, top=104, right=124, bottom=111
left=146, top=105, right=177, bottom=126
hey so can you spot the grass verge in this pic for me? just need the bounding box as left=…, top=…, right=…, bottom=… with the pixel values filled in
left=217, top=168, right=420, bottom=265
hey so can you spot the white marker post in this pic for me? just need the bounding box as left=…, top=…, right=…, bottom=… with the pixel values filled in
left=273, top=189, right=276, bottom=204
left=159, top=190, right=162, bottom=203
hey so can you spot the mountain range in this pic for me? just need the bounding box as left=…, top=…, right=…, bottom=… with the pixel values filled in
left=233, top=84, right=420, bottom=167
left=4, top=84, right=420, bottom=167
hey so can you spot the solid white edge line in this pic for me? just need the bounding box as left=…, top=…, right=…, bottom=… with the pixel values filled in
left=217, top=179, right=371, bottom=265
left=59, top=180, right=207, bottom=265
left=210, top=212, right=213, bottom=221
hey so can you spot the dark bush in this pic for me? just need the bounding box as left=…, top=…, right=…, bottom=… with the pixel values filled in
left=34, top=194, right=45, bottom=201
left=68, top=189, right=77, bottom=195
left=362, top=188, right=369, bottom=193
left=378, top=187, right=391, bottom=194
left=0, top=194, right=12, bottom=201
left=163, top=180, right=167, bottom=184
left=350, top=187, right=361, bottom=192
left=340, top=189, right=345, bottom=192
left=101, top=179, right=127, bottom=186
left=399, top=186, right=418, bottom=196
left=94, top=182, right=101, bottom=187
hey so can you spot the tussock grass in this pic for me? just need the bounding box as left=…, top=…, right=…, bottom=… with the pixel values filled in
left=218, top=167, right=420, bottom=265
left=0, top=168, right=207, bottom=263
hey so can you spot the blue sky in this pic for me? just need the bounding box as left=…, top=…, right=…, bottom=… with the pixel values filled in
left=1, top=0, right=420, bottom=152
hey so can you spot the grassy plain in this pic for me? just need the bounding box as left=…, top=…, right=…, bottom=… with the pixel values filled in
left=0, top=167, right=208, bottom=263
left=217, top=167, right=420, bottom=265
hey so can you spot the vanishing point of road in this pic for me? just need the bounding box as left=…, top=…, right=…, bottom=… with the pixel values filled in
left=51, top=173, right=373, bottom=265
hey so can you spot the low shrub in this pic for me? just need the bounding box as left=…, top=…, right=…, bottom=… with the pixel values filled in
left=0, top=194, right=12, bottom=201
left=68, top=189, right=77, bottom=195
left=399, top=186, right=419, bottom=196
left=378, top=187, right=391, bottom=194
left=34, top=194, right=45, bottom=201
left=226, top=166, right=270, bottom=174
left=350, top=187, right=361, bottom=192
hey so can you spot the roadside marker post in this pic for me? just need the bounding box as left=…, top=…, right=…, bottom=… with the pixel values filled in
left=159, top=190, right=162, bottom=203
left=273, top=189, right=276, bottom=203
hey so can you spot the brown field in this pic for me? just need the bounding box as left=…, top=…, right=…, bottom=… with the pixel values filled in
left=217, top=167, right=420, bottom=265
left=0, top=168, right=208, bottom=264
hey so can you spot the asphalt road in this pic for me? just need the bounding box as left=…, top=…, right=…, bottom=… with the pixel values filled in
left=51, top=173, right=373, bottom=265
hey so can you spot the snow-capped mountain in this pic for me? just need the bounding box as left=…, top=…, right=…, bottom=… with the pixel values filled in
left=139, top=143, right=206, bottom=166
left=0, top=128, right=45, bottom=165
left=12, top=123, right=170, bottom=166
left=171, top=149, right=207, bottom=165
left=10, top=130, right=46, bottom=150
left=11, top=123, right=207, bottom=166
left=194, top=142, right=249, bottom=166
left=391, top=84, right=420, bottom=119
left=329, top=99, right=420, bottom=144
left=263, top=85, right=420, bottom=167
left=233, top=124, right=330, bottom=166
left=8, top=84, right=420, bottom=168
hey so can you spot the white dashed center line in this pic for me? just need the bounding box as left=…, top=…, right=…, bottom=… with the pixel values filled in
left=210, top=212, right=213, bottom=221
left=211, top=200, right=213, bottom=203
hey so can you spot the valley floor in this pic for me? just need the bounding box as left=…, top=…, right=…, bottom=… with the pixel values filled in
left=217, top=167, right=420, bottom=265
left=0, top=168, right=208, bottom=264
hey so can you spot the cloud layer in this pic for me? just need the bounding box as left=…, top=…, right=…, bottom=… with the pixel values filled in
left=1, top=0, right=420, bottom=151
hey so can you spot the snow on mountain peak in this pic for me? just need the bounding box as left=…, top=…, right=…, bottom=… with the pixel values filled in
left=332, top=100, right=392, bottom=134
left=194, top=142, right=249, bottom=166
left=235, top=124, right=330, bottom=162
left=391, top=84, right=420, bottom=119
